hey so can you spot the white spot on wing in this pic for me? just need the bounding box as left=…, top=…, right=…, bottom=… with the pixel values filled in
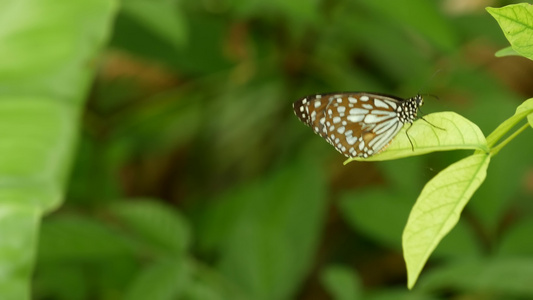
left=364, top=113, right=396, bottom=123
left=346, top=136, right=358, bottom=145
left=384, top=100, right=398, bottom=110
left=347, top=115, right=364, bottom=122
left=350, top=108, right=369, bottom=115
left=374, top=99, right=389, bottom=109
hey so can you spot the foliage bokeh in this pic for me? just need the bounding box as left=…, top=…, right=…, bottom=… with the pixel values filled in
left=27, top=0, right=533, bottom=299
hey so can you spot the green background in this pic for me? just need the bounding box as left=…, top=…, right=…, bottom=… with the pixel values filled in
left=2, top=0, right=533, bottom=299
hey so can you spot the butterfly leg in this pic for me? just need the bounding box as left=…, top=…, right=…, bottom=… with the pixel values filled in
left=420, top=116, right=446, bottom=131
left=405, top=123, right=415, bottom=151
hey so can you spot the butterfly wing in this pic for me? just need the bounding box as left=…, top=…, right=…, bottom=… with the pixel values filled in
left=293, top=94, right=334, bottom=140
left=294, top=93, right=407, bottom=158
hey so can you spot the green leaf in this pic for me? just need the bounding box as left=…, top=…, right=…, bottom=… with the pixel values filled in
left=38, top=215, right=131, bottom=262
left=232, top=0, right=319, bottom=24
left=33, top=265, right=87, bottom=300
left=0, top=0, right=117, bottom=299
left=181, top=262, right=246, bottom=300
left=495, top=46, right=520, bottom=57
left=358, top=0, right=457, bottom=52
left=403, top=153, right=490, bottom=288
left=338, top=10, right=434, bottom=84
left=340, top=189, right=481, bottom=258
left=340, top=190, right=411, bottom=249
left=108, top=199, right=191, bottom=256
left=0, top=100, right=78, bottom=211
left=112, top=90, right=202, bottom=154
left=212, top=161, right=327, bottom=300
left=121, top=0, right=186, bottom=49
left=125, top=257, right=191, bottom=300
left=366, top=289, right=433, bottom=300
left=0, top=208, right=39, bottom=300
left=321, top=266, right=361, bottom=300
left=498, top=218, right=533, bottom=256
left=487, top=4, right=533, bottom=61
left=419, top=258, right=533, bottom=297
left=0, top=1, right=117, bottom=100
left=345, top=112, right=488, bottom=163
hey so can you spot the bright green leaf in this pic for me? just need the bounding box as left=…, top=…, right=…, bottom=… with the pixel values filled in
left=403, top=153, right=490, bottom=288
left=495, top=46, right=520, bottom=57
left=0, top=207, right=40, bottom=300
left=0, top=0, right=117, bottom=299
left=345, top=112, right=488, bottom=163
left=0, top=99, right=77, bottom=211
left=0, top=0, right=117, bottom=101
left=487, top=4, right=533, bottom=61
left=340, top=189, right=481, bottom=258
left=321, top=266, right=361, bottom=300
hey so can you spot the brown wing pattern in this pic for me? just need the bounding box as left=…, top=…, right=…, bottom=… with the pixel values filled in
left=293, top=93, right=421, bottom=158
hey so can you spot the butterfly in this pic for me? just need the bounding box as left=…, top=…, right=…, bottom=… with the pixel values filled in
left=292, top=92, right=424, bottom=158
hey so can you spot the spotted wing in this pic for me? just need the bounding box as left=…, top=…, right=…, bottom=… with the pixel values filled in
left=325, top=94, right=405, bottom=157
left=294, top=93, right=406, bottom=158
left=293, top=94, right=335, bottom=139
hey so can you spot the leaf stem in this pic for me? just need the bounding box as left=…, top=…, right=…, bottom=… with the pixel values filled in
left=490, top=122, right=530, bottom=156
left=486, top=110, right=530, bottom=148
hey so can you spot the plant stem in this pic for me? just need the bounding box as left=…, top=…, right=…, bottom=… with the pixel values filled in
left=486, top=110, right=531, bottom=148
left=490, top=122, right=530, bottom=156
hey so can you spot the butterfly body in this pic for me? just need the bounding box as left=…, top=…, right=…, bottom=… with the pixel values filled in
left=293, top=93, right=423, bottom=158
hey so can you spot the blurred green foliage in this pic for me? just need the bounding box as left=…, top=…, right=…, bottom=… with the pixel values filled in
left=3, top=0, right=533, bottom=299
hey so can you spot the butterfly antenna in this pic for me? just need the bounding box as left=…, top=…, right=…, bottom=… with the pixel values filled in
left=417, top=69, right=442, bottom=95
left=422, top=93, right=440, bottom=101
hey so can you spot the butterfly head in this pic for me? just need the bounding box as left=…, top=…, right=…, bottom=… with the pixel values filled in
left=414, top=94, right=424, bottom=107
left=398, top=94, right=424, bottom=124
